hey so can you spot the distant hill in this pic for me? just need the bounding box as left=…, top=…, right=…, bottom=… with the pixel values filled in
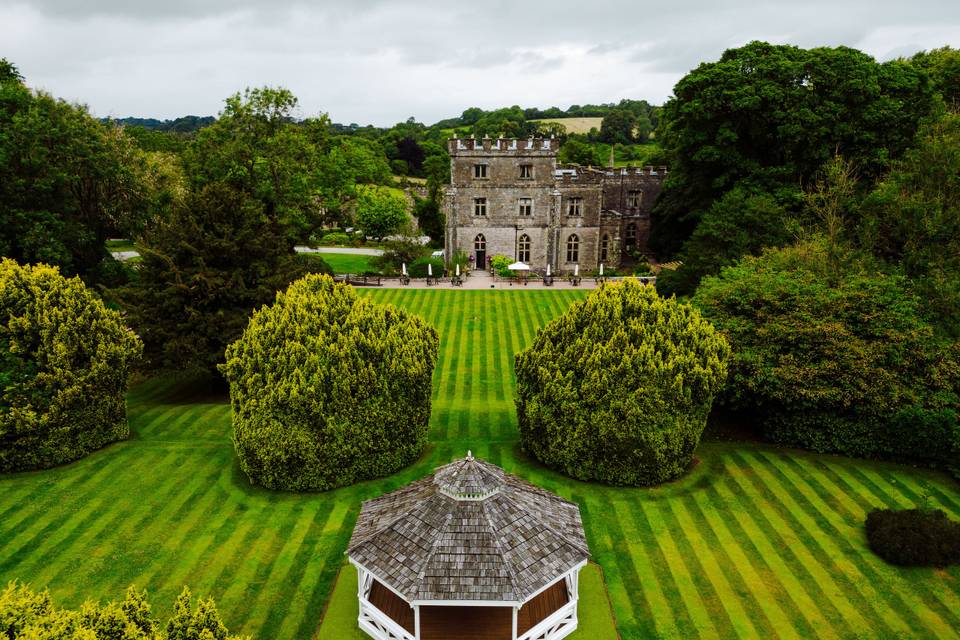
left=531, top=117, right=604, bottom=134
left=104, top=115, right=215, bottom=133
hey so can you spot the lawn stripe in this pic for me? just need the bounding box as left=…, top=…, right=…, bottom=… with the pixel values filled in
left=639, top=500, right=721, bottom=638
left=752, top=450, right=920, bottom=635
left=719, top=456, right=850, bottom=636
left=688, top=487, right=803, bottom=640
left=729, top=452, right=880, bottom=634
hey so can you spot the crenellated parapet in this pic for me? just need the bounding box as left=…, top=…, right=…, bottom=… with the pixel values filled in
left=447, top=137, right=559, bottom=155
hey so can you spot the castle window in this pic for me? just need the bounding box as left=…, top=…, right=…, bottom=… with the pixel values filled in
left=474, top=197, right=487, bottom=216
left=474, top=234, right=486, bottom=252
left=627, top=190, right=642, bottom=208
left=600, top=234, right=609, bottom=262
left=474, top=164, right=488, bottom=179
left=517, top=234, right=531, bottom=263
left=567, top=197, right=583, bottom=217
left=519, top=164, right=533, bottom=179
left=625, top=223, right=637, bottom=247
left=518, top=198, right=532, bottom=216
left=566, top=234, right=580, bottom=263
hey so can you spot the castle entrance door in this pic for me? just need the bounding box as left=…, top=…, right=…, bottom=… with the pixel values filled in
left=474, top=234, right=487, bottom=272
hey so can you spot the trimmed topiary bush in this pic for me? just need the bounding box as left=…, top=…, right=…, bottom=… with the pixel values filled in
left=865, top=508, right=960, bottom=567
left=0, top=259, right=142, bottom=472
left=221, top=274, right=439, bottom=491
left=515, top=279, right=730, bottom=486
left=693, top=239, right=960, bottom=469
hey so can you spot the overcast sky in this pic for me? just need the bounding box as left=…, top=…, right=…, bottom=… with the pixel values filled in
left=2, top=0, right=959, bottom=126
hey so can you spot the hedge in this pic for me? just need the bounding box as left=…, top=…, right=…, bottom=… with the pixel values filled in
left=865, top=508, right=960, bottom=567
left=693, top=240, right=960, bottom=469
left=515, top=279, right=729, bottom=485
left=221, top=274, right=439, bottom=491
left=0, top=259, right=142, bottom=472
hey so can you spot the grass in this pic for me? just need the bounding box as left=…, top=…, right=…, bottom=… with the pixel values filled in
left=307, top=252, right=379, bottom=275
left=317, top=561, right=617, bottom=640
left=106, top=238, right=137, bottom=253
left=1, top=289, right=959, bottom=639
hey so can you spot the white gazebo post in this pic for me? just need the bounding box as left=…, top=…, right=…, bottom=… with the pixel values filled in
left=414, top=605, right=421, bottom=640
left=512, top=605, right=519, bottom=640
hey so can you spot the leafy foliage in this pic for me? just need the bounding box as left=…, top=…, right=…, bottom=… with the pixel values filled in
left=693, top=239, right=960, bottom=468
left=651, top=41, right=936, bottom=258
left=866, top=509, right=960, bottom=567
left=0, top=75, right=156, bottom=281
left=490, top=255, right=512, bottom=277
left=354, top=186, right=408, bottom=239
left=0, top=582, right=246, bottom=640
left=408, top=256, right=443, bottom=278
left=0, top=260, right=142, bottom=472
left=515, top=280, right=729, bottom=485
left=116, top=183, right=305, bottom=375
left=910, top=47, right=960, bottom=107
left=221, top=275, right=439, bottom=491
left=558, top=138, right=600, bottom=166
left=858, top=111, right=960, bottom=336
left=599, top=109, right=637, bottom=145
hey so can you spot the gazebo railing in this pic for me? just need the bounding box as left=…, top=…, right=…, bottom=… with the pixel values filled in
left=517, top=599, right=577, bottom=640
left=358, top=599, right=416, bottom=640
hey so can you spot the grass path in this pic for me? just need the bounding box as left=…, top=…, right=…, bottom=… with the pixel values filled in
left=0, top=289, right=958, bottom=639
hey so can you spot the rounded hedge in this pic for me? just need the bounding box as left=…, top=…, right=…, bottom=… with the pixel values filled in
left=0, top=259, right=142, bottom=471
left=515, top=279, right=730, bottom=486
left=220, top=274, right=439, bottom=491
left=693, top=240, right=960, bottom=469
left=865, top=508, right=960, bottom=567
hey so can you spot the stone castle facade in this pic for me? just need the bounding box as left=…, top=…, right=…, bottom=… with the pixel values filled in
left=443, top=137, right=667, bottom=273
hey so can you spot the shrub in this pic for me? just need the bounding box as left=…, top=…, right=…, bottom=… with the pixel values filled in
left=409, top=256, right=444, bottom=278
left=865, top=508, right=960, bottom=567
left=490, top=255, right=512, bottom=277
left=221, top=274, right=439, bottom=491
left=0, top=260, right=142, bottom=472
left=318, top=232, right=352, bottom=246
left=693, top=239, right=960, bottom=468
left=515, top=280, right=729, bottom=485
left=0, top=582, right=245, bottom=639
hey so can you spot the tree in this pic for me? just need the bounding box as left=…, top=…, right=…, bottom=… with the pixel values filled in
left=655, top=185, right=798, bottom=296
left=220, top=274, right=439, bottom=491
left=0, top=77, right=154, bottom=281
left=858, top=110, right=960, bottom=336
left=0, top=259, right=142, bottom=472
left=515, top=280, right=729, bottom=486
left=315, top=136, right=393, bottom=224
left=0, top=57, right=23, bottom=84
left=693, top=238, right=960, bottom=469
left=599, top=108, right=636, bottom=145
left=116, top=183, right=306, bottom=375
left=0, top=582, right=245, bottom=639
left=650, top=41, right=936, bottom=258
left=183, top=86, right=324, bottom=240
left=911, top=47, right=960, bottom=107
left=558, top=138, right=599, bottom=166
left=355, top=186, right=409, bottom=239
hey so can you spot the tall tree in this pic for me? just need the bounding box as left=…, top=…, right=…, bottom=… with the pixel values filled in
left=0, top=67, right=152, bottom=281
left=598, top=108, right=636, bottom=144
left=911, top=47, right=960, bottom=107
left=650, top=41, right=935, bottom=258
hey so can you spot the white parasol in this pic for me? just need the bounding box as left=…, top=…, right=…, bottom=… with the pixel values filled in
left=507, top=261, right=530, bottom=271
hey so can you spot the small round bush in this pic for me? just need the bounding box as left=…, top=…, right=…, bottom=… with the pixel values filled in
left=221, top=274, right=439, bottom=491
left=0, top=259, right=143, bottom=471
left=515, top=279, right=729, bottom=486
left=319, top=232, right=352, bottom=246
left=865, top=508, right=960, bottom=567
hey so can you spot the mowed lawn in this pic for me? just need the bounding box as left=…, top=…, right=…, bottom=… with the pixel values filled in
left=0, top=289, right=958, bottom=639
left=306, top=252, right=378, bottom=274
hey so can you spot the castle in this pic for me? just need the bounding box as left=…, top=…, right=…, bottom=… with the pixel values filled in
left=443, top=138, right=667, bottom=273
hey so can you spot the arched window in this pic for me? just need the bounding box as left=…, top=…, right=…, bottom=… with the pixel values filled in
left=600, top=234, right=609, bottom=262
left=625, top=223, right=637, bottom=248
left=517, top=234, right=531, bottom=263
left=474, top=234, right=486, bottom=252
left=566, top=234, right=579, bottom=263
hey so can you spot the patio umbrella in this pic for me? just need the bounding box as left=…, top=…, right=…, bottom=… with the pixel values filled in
left=507, top=261, right=530, bottom=271
left=428, top=263, right=433, bottom=277
left=546, top=264, right=551, bottom=277
left=456, top=264, right=460, bottom=276
left=574, top=264, right=579, bottom=277
left=402, top=263, right=407, bottom=276
left=600, top=263, right=604, bottom=276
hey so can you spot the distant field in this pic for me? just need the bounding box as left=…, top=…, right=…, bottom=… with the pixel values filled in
left=532, top=117, right=604, bottom=134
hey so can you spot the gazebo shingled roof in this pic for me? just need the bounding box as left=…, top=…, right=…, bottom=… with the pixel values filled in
left=347, top=452, right=590, bottom=604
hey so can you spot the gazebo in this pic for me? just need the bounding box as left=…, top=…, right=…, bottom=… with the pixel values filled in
left=347, top=452, right=590, bottom=640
